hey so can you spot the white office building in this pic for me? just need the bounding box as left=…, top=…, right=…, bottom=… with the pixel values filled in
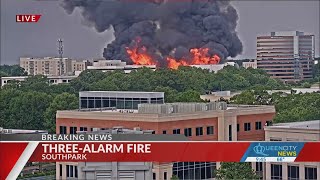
left=264, top=120, right=320, bottom=180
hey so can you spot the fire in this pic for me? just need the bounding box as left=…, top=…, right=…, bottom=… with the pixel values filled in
left=167, top=48, right=221, bottom=69
left=126, top=38, right=220, bottom=69
left=126, top=38, right=157, bottom=65
left=167, top=57, right=188, bottom=70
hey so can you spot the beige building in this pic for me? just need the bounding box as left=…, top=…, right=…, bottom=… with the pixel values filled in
left=200, top=91, right=241, bottom=102
left=264, top=120, right=320, bottom=180
left=20, top=57, right=88, bottom=76
left=257, top=31, right=315, bottom=82
left=87, top=59, right=156, bottom=73
left=243, top=60, right=258, bottom=69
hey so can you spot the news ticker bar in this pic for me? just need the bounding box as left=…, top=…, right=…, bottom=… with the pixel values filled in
left=1, top=141, right=319, bottom=180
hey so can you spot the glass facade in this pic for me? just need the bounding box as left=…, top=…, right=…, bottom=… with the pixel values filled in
left=80, top=94, right=164, bottom=110
left=172, top=162, right=216, bottom=180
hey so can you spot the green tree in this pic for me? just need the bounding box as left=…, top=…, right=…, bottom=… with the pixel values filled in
left=230, top=90, right=256, bottom=105
left=215, top=162, right=260, bottom=180
left=171, top=175, right=179, bottom=180
left=70, top=70, right=109, bottom=91
left=0, top=89, right=22, bottom=127
left=44, top=93, right=78, bottom=133
left=302, top=82, right=311, bottom=88
left=20, top=75, right=50, bottom=92
left=0, top=64, right=27, bottom=76
left=153, top=86, right=178, bottom=103
left=176, top=90, right=203, bottom=102
left=4, top=91, right=52, bottom=130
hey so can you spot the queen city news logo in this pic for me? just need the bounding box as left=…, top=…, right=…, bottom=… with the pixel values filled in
left=252, top=143, right=298, bottom=157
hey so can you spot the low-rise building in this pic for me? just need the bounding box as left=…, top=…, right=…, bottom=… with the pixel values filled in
left=243, top=60, right=258, bottom=69
left=56, top=91, right=276, bottom=180
left=0, top=127, right=48, bottom=134
left=79, top=91, right=164, bottom=110
left=190, top=62, right=238, bottom=73
left=264, top=120, right=320, bottom=180
left=0, top=75, right=78, bottom=87
left=200, top=91, right=241, bottom=102
left=87, top=59, right=156, bottom=73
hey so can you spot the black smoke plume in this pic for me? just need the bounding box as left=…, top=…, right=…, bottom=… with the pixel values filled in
left=61, top=0, right=243, bottom=66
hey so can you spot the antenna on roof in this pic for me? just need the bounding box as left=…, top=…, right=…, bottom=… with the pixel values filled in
left=58, top=39, right=64, bottom=76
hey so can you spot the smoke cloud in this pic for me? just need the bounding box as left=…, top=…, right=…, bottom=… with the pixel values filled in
left=61, top=0, right=243, bottom=66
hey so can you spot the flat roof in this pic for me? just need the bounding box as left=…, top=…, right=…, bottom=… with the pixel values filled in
left=80, top=91, right=164, bottom=98
left=57, top=105, right=275, bottom=122
left=0, top=128, right=48, bottom=134
left=268, top=120, right=320, bottom=130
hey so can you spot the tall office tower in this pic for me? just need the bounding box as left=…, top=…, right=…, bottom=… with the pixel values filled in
left=257, top=31, right=315, bottom=82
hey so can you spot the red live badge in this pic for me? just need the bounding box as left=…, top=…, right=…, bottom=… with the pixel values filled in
left=16, top=15, right=41, bottom=23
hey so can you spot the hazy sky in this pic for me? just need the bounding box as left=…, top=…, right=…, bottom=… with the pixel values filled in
left=1, top=0, right=319, bottom=65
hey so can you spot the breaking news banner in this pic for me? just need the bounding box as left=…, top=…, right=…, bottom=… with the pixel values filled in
left=0, top=134, right=320, bottom=180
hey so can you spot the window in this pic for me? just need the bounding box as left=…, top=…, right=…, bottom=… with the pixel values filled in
left=244, top=123, right=251, bottom=131
left=266, top=121, right=272, bottom=126
left=196, top=127, right=203, bottom=136
left=271, top=164, right=282, bottom=180
left=256, top=162, right=263, bottom=179
left=66, top=165, right=69, bottom=177
left=288, top=165, right=299, bottom=180
left=237, top=124, right=240, bottom=132
left=163, top=130, right=167, bottom=134
left=164, top=172, right=167, bottom=180
left=75, top=166, right=78, bottom=178
left=184, top=128, right=192, bottom=137
left=153, top=173, right=156, bottom=180
left=228, top=125, right=232, bottom=141
left=59, top=126, right=66, bottom=134
left=173, top=129, right=180, bottom=134
left=173, top=162, right=216, bottom=180
left=80, top=127, right=87, bottom=131
left=255, top=121, right=262, bottom=130
left=59, top=164, right=62, bottom=176
left=70, top=127, right=77, bottom=134
left=207, top=126, right=214, bottom=135
left=305, top=167, right=317, bottom=180
left=70, top=165, right=73, bottom=177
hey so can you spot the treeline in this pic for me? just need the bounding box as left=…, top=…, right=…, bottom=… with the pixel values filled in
left=0, top=65, right=27, bottom=77
left=0, top=65, right=292, bottom=131
left=230, top=89, right=320, bottom=123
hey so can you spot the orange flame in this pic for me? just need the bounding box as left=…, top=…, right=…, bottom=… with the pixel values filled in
left=167, top=57, right=188, bottom=70
left=126, top=38, right=157, bottom=65
left=167, top=48, right=220, bottom=69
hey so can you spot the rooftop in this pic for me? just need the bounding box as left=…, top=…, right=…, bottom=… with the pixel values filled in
left=0, top=127, right=48, bottom=134
left=77, top=126, right=154, bottom=134
left=266, top=120, right=320, bottom=130
left=79, top=91, right=165, bottom=98
left=57, top=104, right=275, bottom=122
